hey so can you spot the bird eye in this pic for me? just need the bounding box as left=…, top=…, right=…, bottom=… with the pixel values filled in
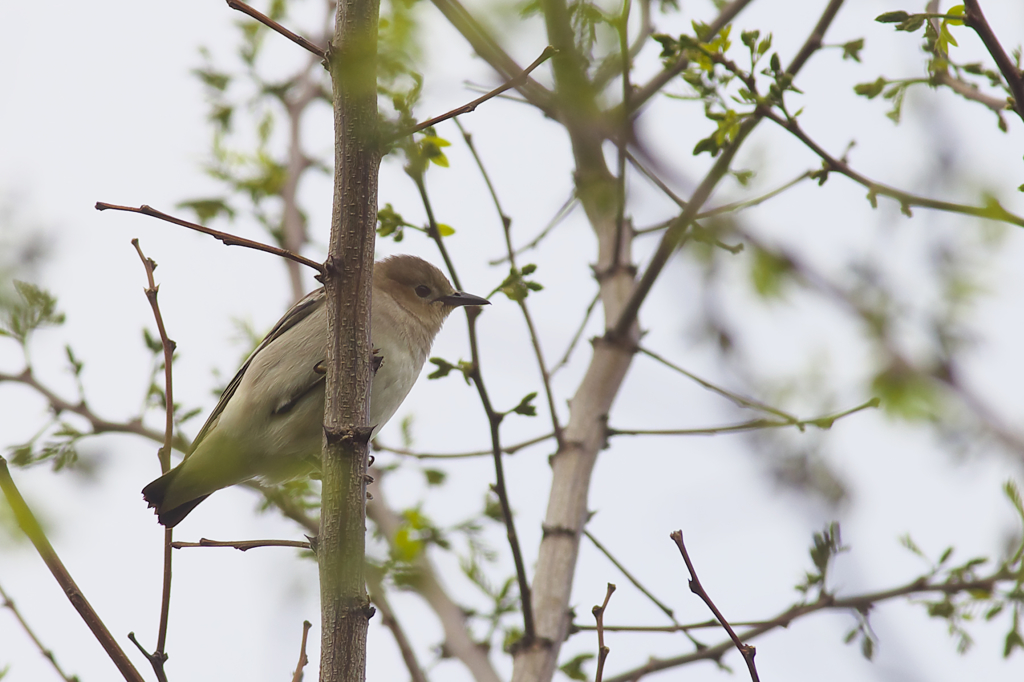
left=415, top=285, right=431, bottom=298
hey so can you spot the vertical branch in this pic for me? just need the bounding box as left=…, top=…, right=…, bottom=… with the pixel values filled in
left=319, top=0, right=381, bottom=677
left=130, top=239, right=176, bottom=682
left=592, top=583, right=616, bottom=682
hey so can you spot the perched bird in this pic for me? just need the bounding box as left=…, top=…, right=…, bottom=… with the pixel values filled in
left=142, top=255, right=489, bottom=527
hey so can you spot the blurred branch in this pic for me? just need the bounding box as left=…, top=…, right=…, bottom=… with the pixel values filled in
left=0, top=581, right=78, bottom=682
left=0, top=457, right=145, bottom=682
left=430, top=0, right=555, bottom=114
left=367, top=472, right=502, bottom=682
left=607, top=398, right=879, bottom=437
left=367, top=573, right=429, bottom=682
left=0, top=370, right=189, bottom=453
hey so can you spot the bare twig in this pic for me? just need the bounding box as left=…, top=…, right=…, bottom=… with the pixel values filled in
left=392, top=47, right=556, bottom=142
left=0, top=581, right=78, bottom=682
left=95, top=203, right=325, bottom=275
left=963, top=0, right=1024, bottom=123
left=0, top=457, right=145, bottom=682
left=670, top=530, right=759, bottom=682
left=603, top=567, right=1015, bottom=682
left=607, top=398, right=879, bottom=438
left=488, top=192, right=578, bottom=266
left=550, top=292, right=599, bottom=374
left=637, top=346, right=797, bottom=421
left=171, top=538, right=311, bottom=551
left=225, top=0, right=327, bottom=59
left=584, top=531, right=676, bottom=624
left=290, top=620, right=313, bottom=682
left=592, top=583, right=616, bottom=682
left=373, top=432, right=554, bottom=459
left=131, top=239, right=174, bottom=682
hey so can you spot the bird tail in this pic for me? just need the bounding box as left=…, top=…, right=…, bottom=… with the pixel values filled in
left=142, top=470, right=210, bottom=528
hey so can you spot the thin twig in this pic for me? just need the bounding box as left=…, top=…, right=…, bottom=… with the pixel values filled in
left=603, top=567, right=1015, bottom=682
left=670, top=530, right=759, bottom=682
left=0, top=457, right=145, bottom=682
left=373, top=431, right=554, bottom=459
left=637, top=346, right=797, bottom=421
left=963, top=0, right=1024, bottom=124
left=761, top=111, right=1024, bottom=228
left=391, top=46, right=556, bottom=142
left=488, top=191, right=578, bottom=266
left=410, top=171, right=536, bottom=644
left=584, top=530, right=676, bottom=624
left=607, top=397, right=879, bottom=438
left=96, top=203, right=325, bottom=275
left=131, top=239, right=174, bottom=682
left=455, top=118, right=563, bottom=447
left=592, top=583, right=616, bottom=682
left=550, top=292, right=599, bottom=374
left=633, top=170, right=815, bottom=235
left=225, top=0, right=327, bottom=59
left=171, top=538, right=312, bottom=551
left=290, top=620, right=313, bottom=682
left=0, top=581, right=78, bottom=682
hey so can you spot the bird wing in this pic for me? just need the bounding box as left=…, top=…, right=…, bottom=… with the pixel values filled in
left=188, top=288, right=327, bottom=454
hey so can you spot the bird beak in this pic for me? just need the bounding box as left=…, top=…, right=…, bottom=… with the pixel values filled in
left=440, top=291, right=490, bottom=307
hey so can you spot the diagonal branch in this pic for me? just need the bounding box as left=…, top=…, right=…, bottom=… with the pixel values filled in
left=962, top=0, right=1024, bottom=124
left=225, top=0, right=327, bottom=59
left=95, top=203, right=325, bottom=275
left=0, top=458, right=146, bottom=682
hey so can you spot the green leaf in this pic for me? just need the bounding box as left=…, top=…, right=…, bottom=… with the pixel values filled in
left=750, top=247, right=792, bottom=298
left=508, top=392, right=538, bottom=417
left=841, top=38, right=865, bottom=62
left=490, top=264, right=543, bottom=302
left=1, top=281, right=65, bottom=343
left=423, top=469, right=446, bottom=486
left=1005, top=629, right=1024, bottom=657
left=871, top=363, right=940, bottom=419
left=176, top=198, right=236, bottom=223
left=559, top=653, right=595, bottom=681
left=876, top=11, right=911, bottom=24
left=436, top=223, right=455, bottom=237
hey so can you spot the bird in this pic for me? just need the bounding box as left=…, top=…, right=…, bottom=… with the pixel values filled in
left=141, top=255, right=489, bottom=527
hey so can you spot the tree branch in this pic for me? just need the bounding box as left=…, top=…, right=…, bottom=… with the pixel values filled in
left=0, top=457, right=145, bottom=682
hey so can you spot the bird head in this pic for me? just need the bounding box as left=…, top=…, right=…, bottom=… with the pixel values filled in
left=374, top=255, right=490, bottom=332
